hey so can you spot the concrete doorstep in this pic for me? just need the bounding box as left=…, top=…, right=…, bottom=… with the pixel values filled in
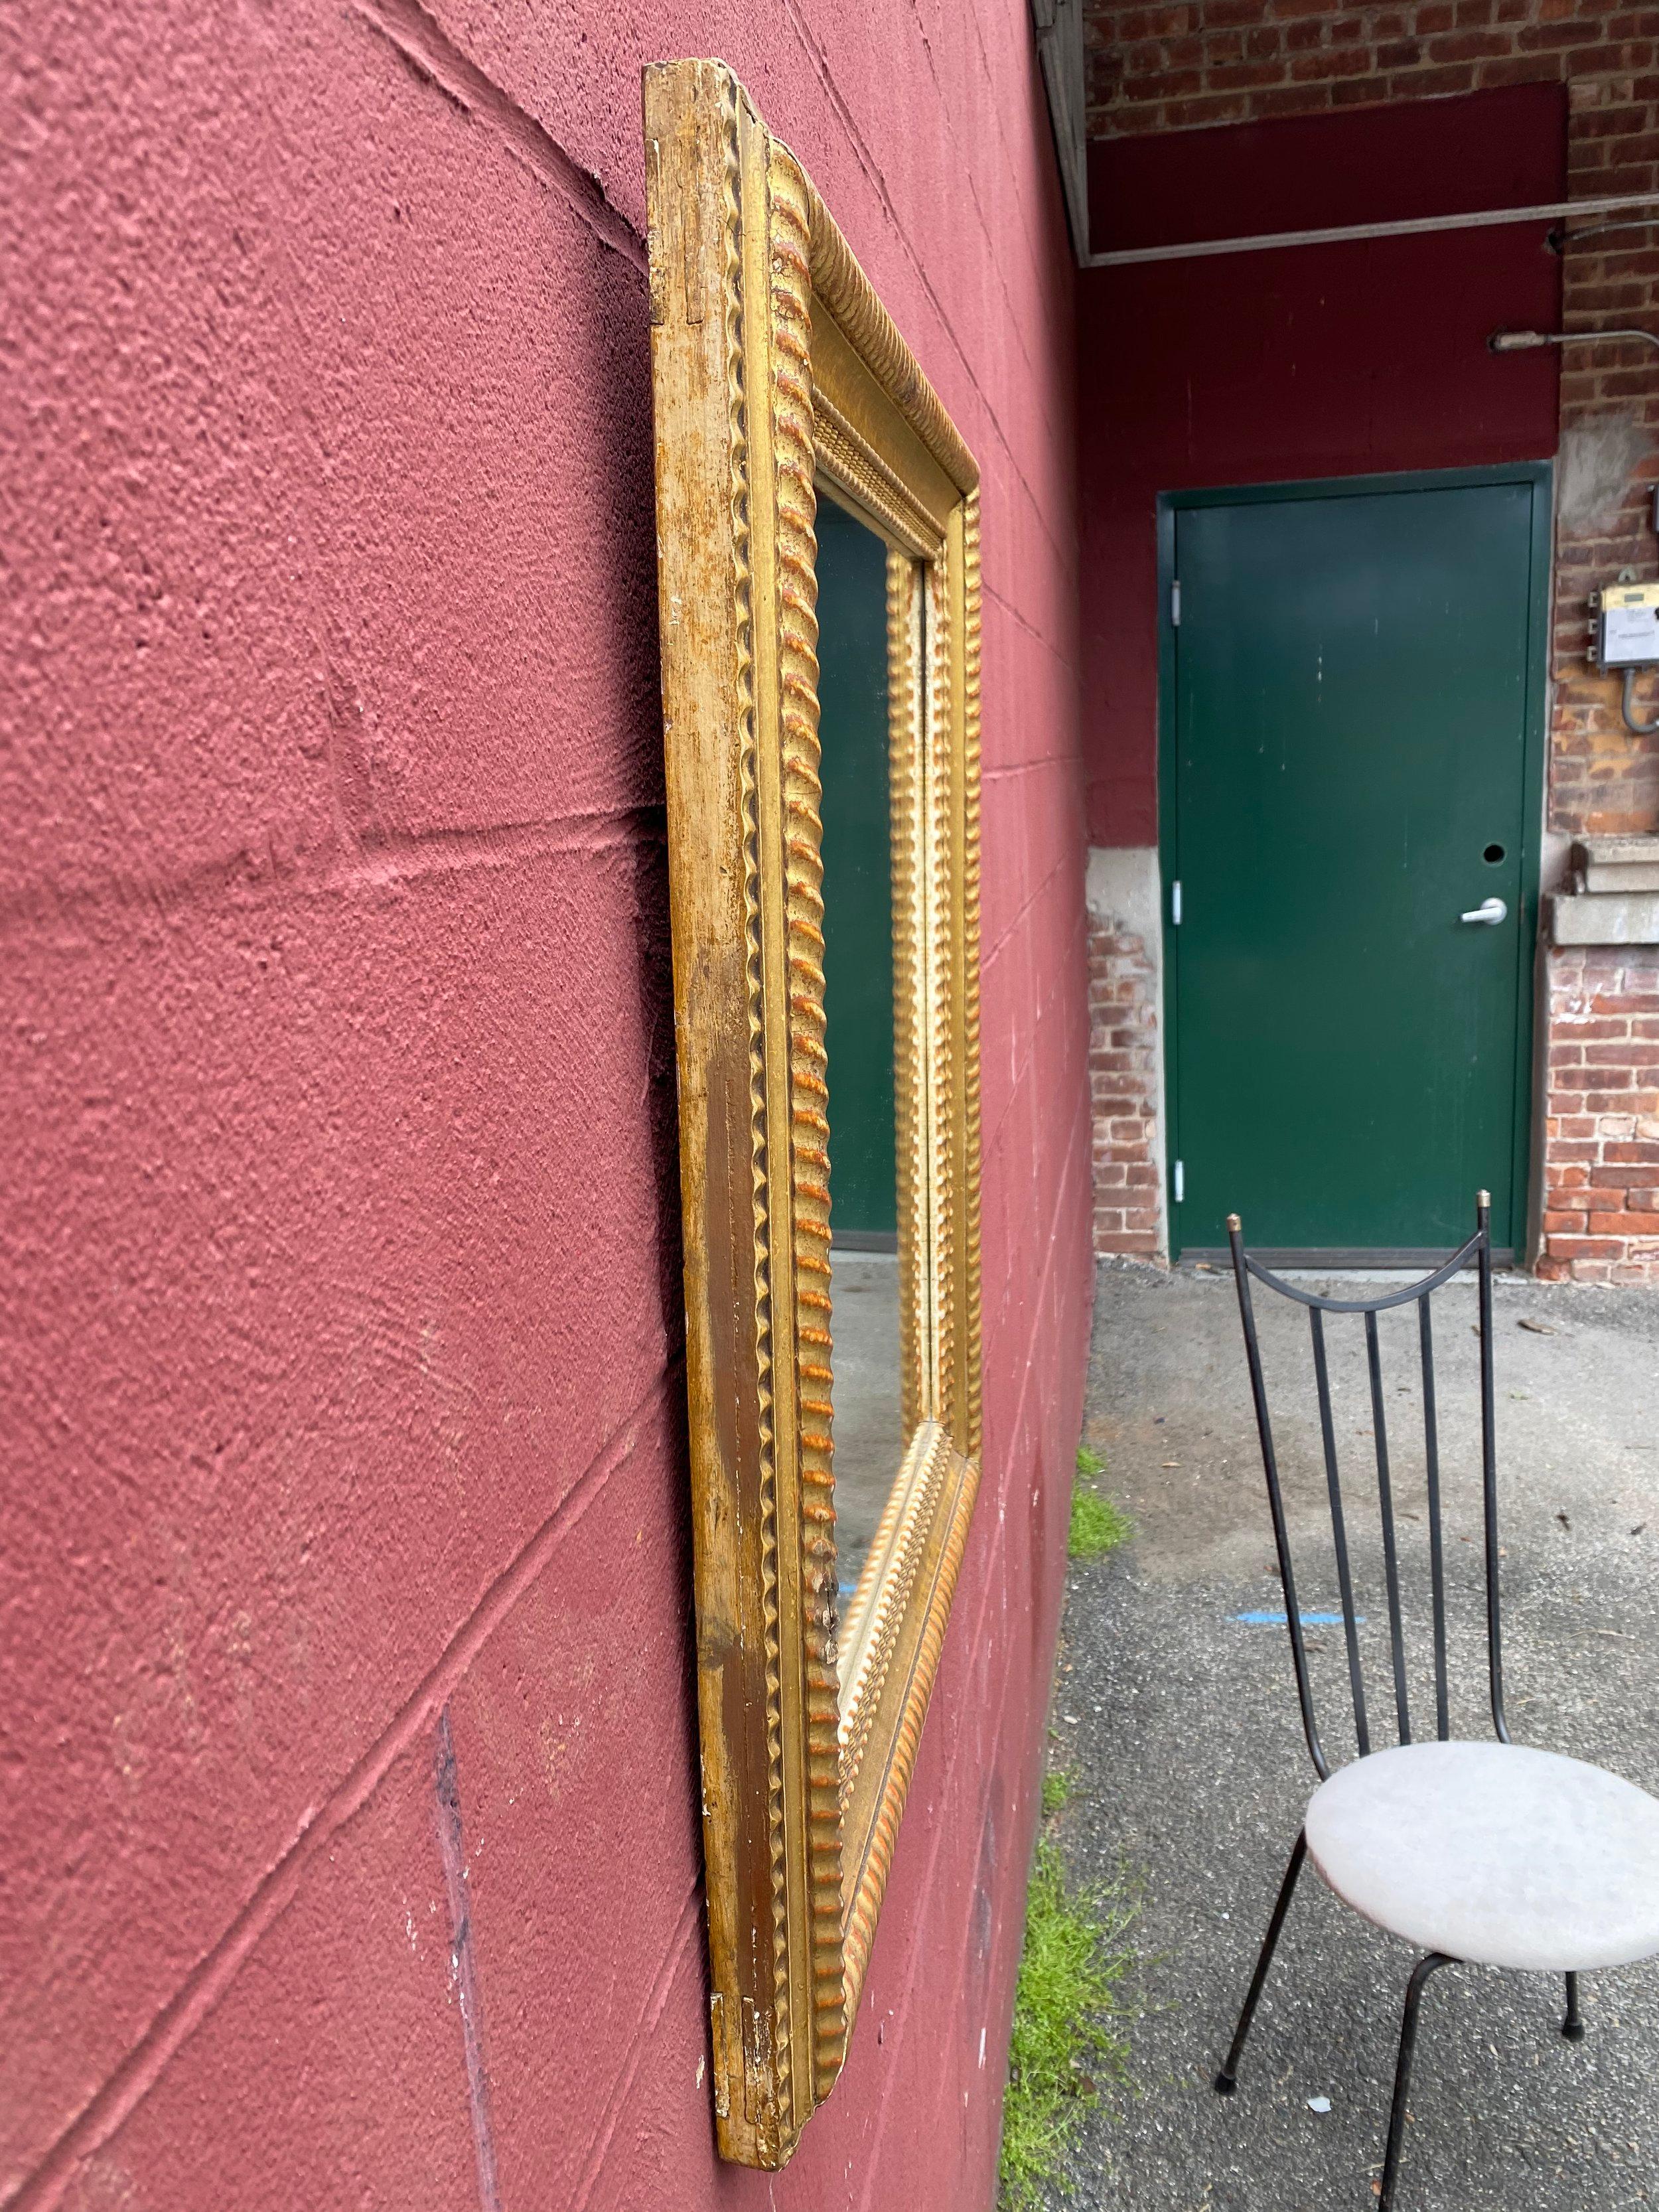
left=1045, top=1262, right=1659, bottom=2211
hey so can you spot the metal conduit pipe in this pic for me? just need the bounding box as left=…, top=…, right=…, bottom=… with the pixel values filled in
left=1487, top=325, right=1659, bottom=738
left=1489, top=327, right=1659, bottom=354
left=1623, top=668, right=1659, bottom=737
left=1548, top=214, right=1659, bottom=252
left=1085, top=188, right=1659, bottom=268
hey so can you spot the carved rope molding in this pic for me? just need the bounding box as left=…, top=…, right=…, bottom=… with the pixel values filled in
left=715, top=72, right=796, bottom=2160
left=887, top=552, right=929, bottom=1443
left=734, top=78, right=800, bottom=2150
left=962, top=492, right=985, bottom=1457
left=928, top=539, right=960, bottom=1430
left=764, top=139, right=849, bottom=2102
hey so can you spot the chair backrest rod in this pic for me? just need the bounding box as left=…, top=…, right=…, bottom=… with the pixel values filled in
left=1228, top=1215, right=1330, bottom=1779
left=1476, top=1193, right=1510, bottom=1743
left=1309, top=1307, right=1370, bottom=1757
left=1243, top=1234, right=1483, bottom=1313
left=1364, top=1311, right=1411, bottom=1743
left=1417, top=1293, right=1451, bottom=1741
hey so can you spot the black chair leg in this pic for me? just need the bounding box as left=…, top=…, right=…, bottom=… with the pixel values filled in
left=1378, top=1952, right=1455, bottom=2212
left=1563, top=1970, right=1585, bottom=2041
left=1215, top=1830, right=1307, bottom=2095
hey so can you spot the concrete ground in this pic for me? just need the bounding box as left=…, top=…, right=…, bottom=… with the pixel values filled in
left=828, top=1250, right=904, bottom=1601
left=1047, top=1260, right=1659, bottom=2212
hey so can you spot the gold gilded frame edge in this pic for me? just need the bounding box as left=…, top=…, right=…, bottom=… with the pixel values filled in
left=644, top=57, right=983, bottom=2168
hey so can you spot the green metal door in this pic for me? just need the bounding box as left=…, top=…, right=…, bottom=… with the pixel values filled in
left=1167, top=471, right=1546, bottom=1261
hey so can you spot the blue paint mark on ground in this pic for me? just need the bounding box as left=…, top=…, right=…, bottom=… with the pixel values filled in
left=1234, top=1609, right=1364, bottom=1626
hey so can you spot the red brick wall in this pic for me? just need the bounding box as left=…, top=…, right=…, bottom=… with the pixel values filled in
left=1084, top=0, right=1654, bottom=137
left=1539, top=948, right=1659, bottom=1280
left=1553, top=95, right=1659, bottom=836
left=1088, top=913, right=1163, bottom=1256
left=1546, top=59, right=1659, bottom=1282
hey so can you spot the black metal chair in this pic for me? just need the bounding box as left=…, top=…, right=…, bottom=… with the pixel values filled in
left=1216, top=1193, right=1659, bottom=2209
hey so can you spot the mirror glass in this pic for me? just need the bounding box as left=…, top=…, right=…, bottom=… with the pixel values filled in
left=815, top=494, right=911, bottom=1641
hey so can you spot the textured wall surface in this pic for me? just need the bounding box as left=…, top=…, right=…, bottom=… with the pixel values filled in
left=0, top=5, right=1092, bottom=2207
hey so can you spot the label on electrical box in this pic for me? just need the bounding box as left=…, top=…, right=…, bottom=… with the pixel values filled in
left=1599, top=582, right=1659, bottom=668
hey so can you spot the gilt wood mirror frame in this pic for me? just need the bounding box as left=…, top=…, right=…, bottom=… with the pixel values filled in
left=644, top=58, right=984, bottom=2168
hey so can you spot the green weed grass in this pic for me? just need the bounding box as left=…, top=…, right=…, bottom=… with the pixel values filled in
left=998, top=1838, right=1137, bottom=2209
left=1041, top=1767, right=1077, bottom=1818
left=1068, top=1485, right=1133, bottom=1562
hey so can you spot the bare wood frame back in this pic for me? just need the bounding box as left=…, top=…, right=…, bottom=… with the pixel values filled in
left=644, top=58, right=984, bottom=2168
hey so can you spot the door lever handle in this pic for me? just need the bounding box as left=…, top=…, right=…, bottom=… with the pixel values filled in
left=1459, top=896, right=1508, bottom=925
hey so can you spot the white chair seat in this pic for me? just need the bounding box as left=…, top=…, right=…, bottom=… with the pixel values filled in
left=1304, top=1739, right=1659, bottom=1972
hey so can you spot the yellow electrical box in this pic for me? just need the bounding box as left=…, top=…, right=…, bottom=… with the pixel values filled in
left=1594, top=581, right=1659, bottom=669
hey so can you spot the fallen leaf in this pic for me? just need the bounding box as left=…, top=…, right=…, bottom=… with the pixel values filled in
left=1518, top=1317, right=1557, bottom=1335
left=1557, top=1511, right=1571, bottom=1529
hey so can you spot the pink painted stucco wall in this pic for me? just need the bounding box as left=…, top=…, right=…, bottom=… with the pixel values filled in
left=1, top=5, right=1092, bottom=2207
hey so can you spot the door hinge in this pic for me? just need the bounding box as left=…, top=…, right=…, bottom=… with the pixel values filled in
left=1171, top=579, right=1181, bottom=627
left=1173, top=1159, right=1185, bottom=1205
left=1171, top=879, right=1183, bottom=926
